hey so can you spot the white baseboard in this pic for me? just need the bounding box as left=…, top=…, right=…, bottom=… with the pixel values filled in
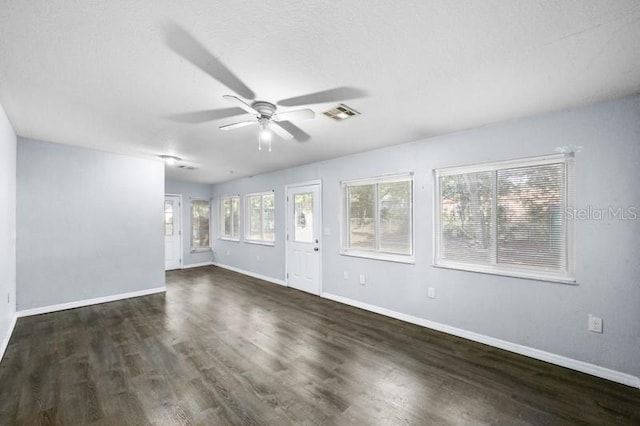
left=16, top=287, right=167, bottom=318
left=212, top=262, right=286, bottom=287
left=181, top=261, right=214, bottom=269
left=321, top=292, right=640, bottom=389
left=0, top=314, right=17, bottom=363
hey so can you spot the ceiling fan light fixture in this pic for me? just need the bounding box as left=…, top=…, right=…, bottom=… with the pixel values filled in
left=258, top=119, right=273, bottom=152
left=259, top=124, right=271, bottom=142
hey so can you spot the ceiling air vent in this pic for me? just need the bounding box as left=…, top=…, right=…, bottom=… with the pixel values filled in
left=323, top=104, right=360, bottom=121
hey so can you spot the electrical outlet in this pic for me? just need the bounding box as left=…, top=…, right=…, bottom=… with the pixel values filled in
left=588, top=314, right=603, bottom=333
left=343, top=271, right=349, bottom=280
left=256, top=255, right=260, bottom=261
left=359, top=274, right=366, bottom=285
left=226, top=250, right=230, bottom=255
left=428, top=288, right=435, bottom=299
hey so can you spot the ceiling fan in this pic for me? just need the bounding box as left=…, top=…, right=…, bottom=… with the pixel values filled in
left=218, top=95, right=315, bottom=151
left=163, top=23, right=367, bottom=151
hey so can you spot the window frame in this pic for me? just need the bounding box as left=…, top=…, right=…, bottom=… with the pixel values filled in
left=340, top=172, right=415, bottom=264
left=219, top=195, right=241, bottom=242
left=190, top=198, right=211, bottom=252
left=244, top=191, right=276, bottom=246
left=433, top=154, right=575, bottom=284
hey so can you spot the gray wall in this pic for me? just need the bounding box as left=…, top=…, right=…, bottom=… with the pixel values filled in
left=211, top=95, right=640, bottom=378
left=17, top=138, right=165, bottom=310
left=212, top=178, right=289, bottom=279
left=165, top=179, right=214, bottom=266
left=0, top=104, right=17, bottom=356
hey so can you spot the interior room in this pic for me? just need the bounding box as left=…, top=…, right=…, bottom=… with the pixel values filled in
left=1, top=1, right=639, bottom=424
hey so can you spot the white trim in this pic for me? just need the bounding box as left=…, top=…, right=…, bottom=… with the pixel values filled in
left=181, top=261, right=214, bottom=269
left=212, top=262, right=286, bottom=286
left=219, top=237, right=241, bottom=242
left=16, top=287, right=167, bottom=318
left=320, top=292, right=640, bottom=389
left=340, top=171, right=415, bottom=186
left=435, top=153, right=568, bottom=176
left=286, top=178, right=323, bottom=189
left=190, top=247, right=213, bottom=253
left=244, top=240, right=275, bottom=247
left=433, top=262, right=577, bottom=285
left=340, top=250, right=415, bottom=264
left=0, top=314, right=17, bottom=363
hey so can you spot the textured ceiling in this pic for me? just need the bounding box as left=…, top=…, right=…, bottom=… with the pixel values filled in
left=1, top=1, right=639, bottom=183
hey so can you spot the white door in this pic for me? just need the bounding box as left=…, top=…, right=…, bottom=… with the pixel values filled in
left=286, top=182, right=322, bottom=295
left=164, top=195, right=182, bottom=270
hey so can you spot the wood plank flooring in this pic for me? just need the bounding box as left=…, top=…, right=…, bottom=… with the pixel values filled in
left=1, top=265, right=639, bottom=425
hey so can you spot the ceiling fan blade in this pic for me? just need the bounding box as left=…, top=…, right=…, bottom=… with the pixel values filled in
left=273, top=109, right=315, bottom=122
left=277, top=87, right=368, bottom=107
left=166, top=107, right=248, bottom=123
left=163, top=22, right=256, bottom=100
left=272, top=121, right=310, bottom=142
left=223, top=95, right=259, bottom=115
left=219, top=120, right=257, bottom=130
left=269, top=121, right=295, bottom=141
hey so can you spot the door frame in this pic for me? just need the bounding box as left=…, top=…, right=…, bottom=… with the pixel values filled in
left=165, top=193, right=183, bottom=270
left=285, top=179, right=323, bottom=295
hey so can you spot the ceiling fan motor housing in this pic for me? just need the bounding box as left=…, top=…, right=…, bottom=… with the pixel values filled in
left=251, top=101, right=277, bottom=118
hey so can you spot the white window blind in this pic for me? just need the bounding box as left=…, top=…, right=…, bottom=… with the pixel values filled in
left=496, top=163, right=566, bottom=271
left=438, top=171, right=492, bottom=264
left=435, top=155, right=573, bottom=282
left=245, top=192, right=275, bottom=244
left=191, top=199, right=211, bottom=250
left=342, top=173, right=414, bottom=262
left=220, top=195, right=240, bottom=240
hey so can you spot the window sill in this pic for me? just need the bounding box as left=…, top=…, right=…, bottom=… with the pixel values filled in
left=340, top=250, right=415, bottom=264
left=219, top=237, right=241, bottom=242
left=190, top=247, right=212, bottom=253
left=244, top=240, right=275, bottom=247
left=433, top=261, right=576, bottom=285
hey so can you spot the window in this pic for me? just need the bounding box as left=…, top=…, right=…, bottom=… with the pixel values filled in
left=341, top=173, right=413, bottom=262
left=219, top=195, right=240, bottom=240
left=245, top=192, right=275, bottom=244
left=164, top=201, right=174, bottom=236
left=434, top=154, right=574, bottom=282
left=294, top=193, right=314, bottom=243
left=191, top=199, right=210, bottom=251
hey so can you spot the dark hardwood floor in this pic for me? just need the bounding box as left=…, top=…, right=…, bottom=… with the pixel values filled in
left=1, top=266, right=639, bottom=425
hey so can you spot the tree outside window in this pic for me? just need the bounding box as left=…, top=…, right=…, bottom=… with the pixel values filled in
left=191, top=199, right=210, bottom=250
left=435, top=155, right=573, bottom=282
left=342, top=174, right=413, bottom=262
left=245, top=192, right=275, bottom=244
